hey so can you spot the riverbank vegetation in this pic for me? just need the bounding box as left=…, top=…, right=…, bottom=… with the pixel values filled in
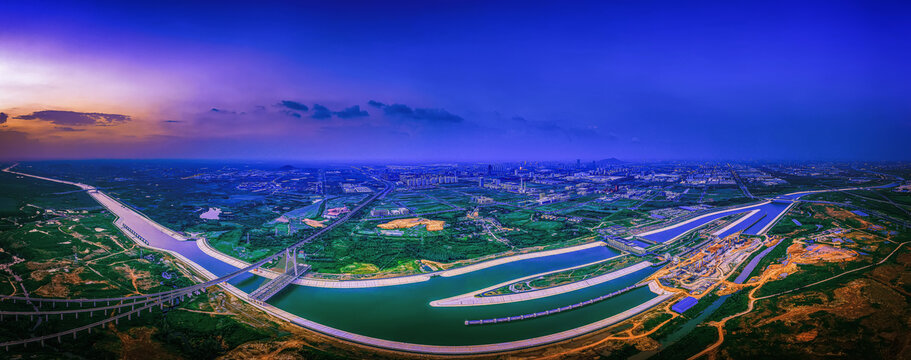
left=480, top=255, right=637, bottom=297
left=0, top=172, right=294, bottom=359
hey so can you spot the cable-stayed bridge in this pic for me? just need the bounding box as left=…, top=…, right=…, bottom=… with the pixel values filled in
left=0, top=167, right=392, bottom=350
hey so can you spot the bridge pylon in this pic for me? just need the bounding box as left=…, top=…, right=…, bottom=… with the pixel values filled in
left=248, top=249, right=310, bottom=302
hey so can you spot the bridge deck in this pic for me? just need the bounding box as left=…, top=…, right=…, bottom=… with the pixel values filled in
left=249, top=264, right=311, bottom=302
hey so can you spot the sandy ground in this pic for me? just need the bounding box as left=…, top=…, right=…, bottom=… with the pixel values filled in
left=377, top=217, right=445, bottom=231
left=302, top=218, right=325, bottom=228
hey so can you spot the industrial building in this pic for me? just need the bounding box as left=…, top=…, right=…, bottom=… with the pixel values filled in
left=671, top=296, right=699, bottom=313
left=603, top=236, right=650, bottom=255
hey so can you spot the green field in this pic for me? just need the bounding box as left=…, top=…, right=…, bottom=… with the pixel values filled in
left=0, top=170, right=292, bottom=359
left=481, top=255, right=636, bottom=297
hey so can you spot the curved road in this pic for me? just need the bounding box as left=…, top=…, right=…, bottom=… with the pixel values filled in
left=2, top=165, right=898, bottom=354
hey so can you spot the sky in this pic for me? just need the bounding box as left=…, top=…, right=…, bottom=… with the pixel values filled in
left=0, top=0, right=909, bottom=162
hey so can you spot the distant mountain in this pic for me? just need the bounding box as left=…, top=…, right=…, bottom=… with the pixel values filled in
left=595, top=158, right=626, bottom=166
left=278, top=165, right=297, bottom=171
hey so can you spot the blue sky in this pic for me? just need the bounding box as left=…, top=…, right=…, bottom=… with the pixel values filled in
left=0, top=1, right=908, bottom=161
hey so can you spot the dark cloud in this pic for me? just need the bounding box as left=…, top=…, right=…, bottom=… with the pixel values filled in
left=162, top=120, right=183, bottom=123
left=383, top=104, right=413, bottom=116
left=15, top=110, right=131, bottom=126
left=277, top=102, right=368, bottom=119
left=311, top=104, right=332, bottom=119
left=54, top=126, right=85, bottom=132
left=334, top=105, right=369, bottom=119
left=367, top=100, right=386, bottom=108
left=279, top=100, right=309, bottom=112
left=210, top=108, right=237, bottom=114
left=282, top=110, right=302, bottom=118
left=380, top=103, right=463, bottom=123
left=412, top=108, right=463, bottom=122
left=0, top=112, right=7, bottom=124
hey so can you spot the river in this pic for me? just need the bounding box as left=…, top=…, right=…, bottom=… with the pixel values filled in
left=5, top=167, right=847, bottom=352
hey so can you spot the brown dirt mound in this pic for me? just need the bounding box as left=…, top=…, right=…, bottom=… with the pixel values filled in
left=25, top=259, right=71, bottom=271
left=758, top=279, right=875, bottom=326
left=34, top=282, right=69, bottom=298
left=221, top=339, right=308, bottom=360
left=795, top=329, right=818, bottom=342
left=632, top=337, right=660, bottom=351
left=33, top=268, right=85, bottom=298
left=113, top=326, right=181, bottom=360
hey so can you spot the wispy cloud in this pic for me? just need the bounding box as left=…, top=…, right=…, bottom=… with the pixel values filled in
left=15, top=110, right=131, bottom=126
left=369, top=101, right=463, bottom=123
left=210, top=108, right=238, bottom=114
left=282, top=110, right=302, bottom=118
left=279, top=100, right=309, bottom=112
left=54, top=126, right=85, bottom=132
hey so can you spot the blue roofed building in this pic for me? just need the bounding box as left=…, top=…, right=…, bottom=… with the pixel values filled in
left=671, top=296, right=699, bottom=314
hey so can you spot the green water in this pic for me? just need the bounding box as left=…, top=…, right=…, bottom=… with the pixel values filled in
left=267, top=246, right=660, bottom=346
